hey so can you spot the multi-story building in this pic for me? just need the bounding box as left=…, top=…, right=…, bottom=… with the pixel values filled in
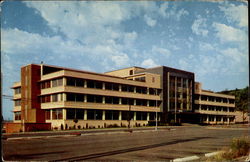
left=11, top=64, right=162, bottom=132
left=194, top=82, right=236, bottom=124
left=8, top=63, right=236, bottom=133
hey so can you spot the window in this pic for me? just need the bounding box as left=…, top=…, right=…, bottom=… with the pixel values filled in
left=66, top=109, right=84, bottom=120
left=152, top=77, right=155, bottom=83
left=52, top=109, right=62, bottom=119
left=45, top=110, right=51, bottom=120
left=40, top=95, right=51, bottom=103
left=14, top=100, right=21, bottom=106
left=52, top=78, right=63, bottom=87
left=14, top=112, right=21, bottom=120
left=122, top=111, right=133, bottom=120
left=106, top=110, right=119, bottom=120
left=129, top=70, right=133, bottom=75
left=87, top=110, right=102, bottom=120
left=52, top=94, right=58, bottom=102
left=14, top=87, right=21, bottom=94
left=135, top=77, right=145, bottom=82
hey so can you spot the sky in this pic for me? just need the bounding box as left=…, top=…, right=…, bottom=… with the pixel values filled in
left=1, top=1, right=248, bottom=120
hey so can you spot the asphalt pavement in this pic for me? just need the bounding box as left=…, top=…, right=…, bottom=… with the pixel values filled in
left=2, top=125, right=249, bottom=161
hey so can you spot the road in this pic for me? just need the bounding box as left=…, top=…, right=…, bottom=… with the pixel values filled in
left=2, top=126, right=249, bottom=161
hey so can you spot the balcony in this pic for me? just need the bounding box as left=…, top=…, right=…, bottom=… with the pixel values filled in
left=195, top=100, right=235, bottom=107
left=41, top=101, right=160, bottom=112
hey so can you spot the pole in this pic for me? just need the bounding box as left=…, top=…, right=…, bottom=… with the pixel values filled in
left=155, top=88, right=158, bottom=131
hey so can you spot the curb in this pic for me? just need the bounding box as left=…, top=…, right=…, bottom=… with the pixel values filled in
left=205, top=151, right=222, bottom=157
left=172, top=155, right=200, bottom=162
left=5, top=129, right=173, bottom=140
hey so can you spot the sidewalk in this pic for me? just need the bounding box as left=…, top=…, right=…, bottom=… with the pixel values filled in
left=2, top=126, right=173, bottom=140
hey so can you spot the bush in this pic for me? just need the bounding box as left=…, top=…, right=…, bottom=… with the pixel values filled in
left=230, top=137, right=250, bottom=157
left=77, top=125, right=81, bottom=129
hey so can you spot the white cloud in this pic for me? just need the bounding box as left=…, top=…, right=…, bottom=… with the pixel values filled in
left=141, top=59, right=158, bottom=68
left=152, top=46, right=171, bottom=57
left=176, top=8, right=189, bottom=21
left=191, top=15, right=208, bottom=36
left=144, top=15, right=157, bottom=27
left=219, top=3, right=248, bottom=28
left=111, top=54, right=129, bottom=67
left=213, top=22, right=247, bottom=43
left=220, top=48, right=246, bottom=63
left=199, top=42, right=214, bottom=51
left=159, top=2, right=168, bottom=17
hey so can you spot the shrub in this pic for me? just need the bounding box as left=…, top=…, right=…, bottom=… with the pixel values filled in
left=230, top=137, right=250, bottom=157
left=77, top=125, right=81, bottom=129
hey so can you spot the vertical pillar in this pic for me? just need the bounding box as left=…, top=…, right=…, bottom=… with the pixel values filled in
left=134, top=99, right=136, bottom=106
left=119, top=111, right=122, bottom=120
left=102, top=96, right=105, bottom=104
left=50, top=109, right=53, bottom=120
left=102, top=110, right=105, bottom=120
left=84, top=80, right=87, bottom=88
left=147, top=112, right=150, bottom=121
left=84, top=95, right=87, bottom=103
left=63, top=108, right=66, bottom=120
left=227, top=117, right=230, bottom=124
left=206, top=115, right=209, bottom=122
left=134, top=87, right=136, bottom=93
left=63, top=93, right=66, bottom=102
left=134, top=112, right=136, bottom=121
left=147, top=100, right=149, bottom=107
left=102, top=82, right=105, bottom=90
left=119, top=98, right=122, bottom=104
left=63, top=77, right=66, bottom=86
left=119, top=84, right=122, bottom=91
left=84, top=110, right=87, bottom=120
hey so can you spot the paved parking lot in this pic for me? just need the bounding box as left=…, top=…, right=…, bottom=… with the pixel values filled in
left=3, top=126, right=249, bottom=161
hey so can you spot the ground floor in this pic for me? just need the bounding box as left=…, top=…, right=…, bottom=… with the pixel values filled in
left=44, top=108, right=161, bottom=130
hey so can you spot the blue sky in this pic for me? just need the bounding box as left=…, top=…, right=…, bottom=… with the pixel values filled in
left=1, top=1, right=248, bottom=120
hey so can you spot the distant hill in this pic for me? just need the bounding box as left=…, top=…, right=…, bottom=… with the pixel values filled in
left=218, top=86, right=249, bottom=112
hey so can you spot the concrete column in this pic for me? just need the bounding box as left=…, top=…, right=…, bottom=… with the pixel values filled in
left=63, top=93, right=66, bottom=101
left=134, top=99, right=136, bottom=106
left=84, top=80, right=87, bottom=88
left=147, top=100, right=149, bottom=107
left=102, top=110, right=105, bottom=120
left=227, top=117, right=230, bottom=124
left=63, top=108, right=66, bottom=120
left=84, top=110, right=87, bottom=120
left=84, top=95, right=87, bottom=103
left=50, top=109, right=52, bottom=120
left=147, top=112, right=150, bottom=121
left=199, top=105, right=201, bottom=111
left=119, top=84, right=122, bottom=91
left=119, top=111, right=122, bottom=120
left=102, top=82, right=105, bottom=90
left=63, top=77, right=66, bottom=86
left=134, top=87, right=136, bottom=93
left=134, top=112, right=136, bottom=121
left=206, top=115, right=209, bottom=122
left=119, top=98, right=122, bottom=104
left=147, top=88, right=149, bottom=94
left=102, top=96, right=105, bottom=104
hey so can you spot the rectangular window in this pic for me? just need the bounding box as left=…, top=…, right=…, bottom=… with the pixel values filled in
left=45, top=110, right=51, bottom=120
left=14, top=100, right=21, bottom=106
left=14, top=87, right=21, bottom=94
left=52, top=109, right=62, bottom=120
left=14, top=112, right=21, bottom=120
left=52, top=94, right=58, bottom=102
left=129, top=70, right=133, bottom=75
left=52, top=78, right=63, bottom=87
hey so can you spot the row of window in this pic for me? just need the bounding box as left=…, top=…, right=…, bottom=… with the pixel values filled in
left=195, top=95, right=234, bottom=104
left=40, top=93, right=160, bottom=107
left=44, top=109, right=159, bottom=121
left=202, top=116, right=234, bottom=122
left=40, top=77, right=161, bottom=95
left=195, top=105, right=235, bottom=112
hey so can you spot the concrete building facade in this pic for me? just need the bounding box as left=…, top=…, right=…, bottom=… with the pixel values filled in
left=9, top=64, right=237, bottom=133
